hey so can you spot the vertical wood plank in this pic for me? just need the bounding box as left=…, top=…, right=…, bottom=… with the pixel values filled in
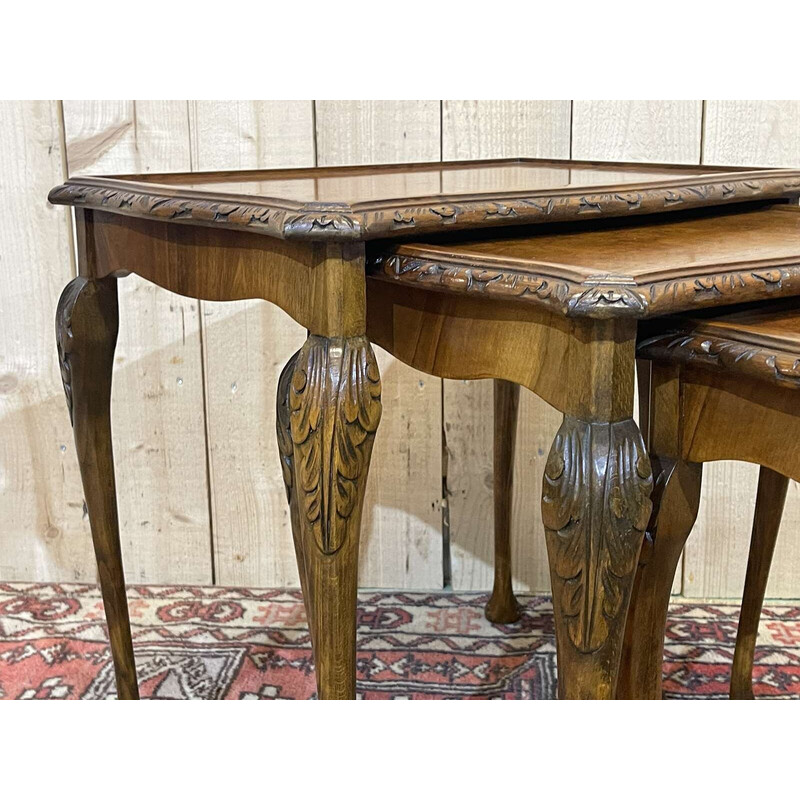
left=0, top=101, right=92, bottom=580
left=442, top=101, right=571, bottom=591
left=315, top=101, right=441, bottom=166
left=316, top=100, right=443, bottom=588
left=572, top=101, right=703, bottom=164
left=684, top=100, right=800, bottom=599
left=443, top=100, right=572, bottom=161
left=62, top=101, right=213, bottom=584
left=189, top=101, right=315, bottom=587
left=704, top=101, right=800, bottom=167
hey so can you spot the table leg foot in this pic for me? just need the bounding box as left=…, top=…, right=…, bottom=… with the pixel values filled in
left=486, top=380, right=521, bottom=624
left=542, top=415, right=652, bottom=699
left=276, top=335, right=382, bottom=699
left=57, top=276, right=138, bottom=700
left=618, top=458, right=702, bottom=699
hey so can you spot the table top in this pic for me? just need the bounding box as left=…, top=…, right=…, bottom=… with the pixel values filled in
left=678, top=302, right=800, bottom=351
left=368, top=204, right=800, bottom=319
left=48, top=158, right=800, bottom=242
left=638, top=298, right=800, bottom=387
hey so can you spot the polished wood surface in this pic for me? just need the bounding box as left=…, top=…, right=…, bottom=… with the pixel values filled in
left=85, top=210, right=367, bottom=338
left=370, top=205, right=800, bottom=318
left=366, top=281, right=630, bottom=420
left=49, top=158, right=800, bottom=241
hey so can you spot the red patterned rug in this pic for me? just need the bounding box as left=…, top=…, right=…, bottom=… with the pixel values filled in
left=1, top=582, right=798, bottom=699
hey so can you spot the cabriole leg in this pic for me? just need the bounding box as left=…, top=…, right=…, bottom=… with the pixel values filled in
left=56, top=276, right=138, bottom=700
left=486, top=379, right=522, bottom=624
left=542, top=415, right=653, bottom=698
left=730, top=467, right=789, bottom=700
left=540, top=317, right=651, bottom=699
left=617, top=458, right=702, bottom=699
left=276, top=334, right=382, bottom=699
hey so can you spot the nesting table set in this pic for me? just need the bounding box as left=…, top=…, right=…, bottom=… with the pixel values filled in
left=49, top=158, right=800, bottom=699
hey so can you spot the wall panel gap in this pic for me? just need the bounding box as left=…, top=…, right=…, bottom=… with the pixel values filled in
left=568, top=100, right=574, bottom=159
left=198, top=302, right=217, bottom=584
left=699, top=100, right=707, bottom=166
left=311, top=100, right=318, bottom=167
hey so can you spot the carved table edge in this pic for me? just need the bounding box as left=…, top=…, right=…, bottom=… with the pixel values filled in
left=48, top=175, right=800, bottom=242
left=637, top=328, right=800, bottom=388
left=367, top=254, right=800, bottom=320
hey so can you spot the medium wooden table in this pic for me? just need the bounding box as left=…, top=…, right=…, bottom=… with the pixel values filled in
left=49, top=158, right=800, bottom=699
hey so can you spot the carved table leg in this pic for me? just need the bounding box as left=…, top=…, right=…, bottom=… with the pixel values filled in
left=730, top=466, right=789, bottom=700
left=542, top=416, right=653, bottom=698
left=486, top=379, right=522, bottom=624
left=617, top=458, right=702, bottom=699
left=539, top=318, right=652, bottom=699
left=56, top=276, right=138, bottom=700
left=276, top=334, right=381, bottom=699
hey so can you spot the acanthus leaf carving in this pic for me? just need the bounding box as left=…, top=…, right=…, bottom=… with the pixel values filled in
left=542, top=417, right=653, bottom=654
left=286, top=336, right=381, bottom=555
left=55, top=277, right=88, bottom=425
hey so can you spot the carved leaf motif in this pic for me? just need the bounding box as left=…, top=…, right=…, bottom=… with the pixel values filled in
left=276, top=351, right=299, bottom=502
left=568, top=280, right=648, bottom=318
left=55, top=278, right=87, bottom=425
left=615, top=192, right=642, bottom=209
left=542, top=417, right=653, bottom=654
left=283, top=211, right=360, bottom=239
left=369, top=254, right=572, bottom=311
left=288, top=336, right=382, bottom=555
left=49, top=174, right=800, bottom=241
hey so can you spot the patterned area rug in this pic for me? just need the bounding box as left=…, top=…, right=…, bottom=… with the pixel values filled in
left=1, top=582, right=798, bottom=699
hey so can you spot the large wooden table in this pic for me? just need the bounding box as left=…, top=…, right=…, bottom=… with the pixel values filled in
left=49, top=158, right=800, bottom=699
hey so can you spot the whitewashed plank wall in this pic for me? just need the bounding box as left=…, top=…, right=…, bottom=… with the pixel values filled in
left=1, top=99, right=799, bottom=598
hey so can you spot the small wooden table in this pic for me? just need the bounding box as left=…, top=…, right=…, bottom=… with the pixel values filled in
left=49, top=158, right=800, bottom=699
